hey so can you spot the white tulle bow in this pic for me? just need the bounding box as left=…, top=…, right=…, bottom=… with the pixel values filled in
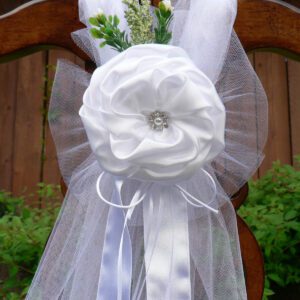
left=25, top=1, right=268, bottom=299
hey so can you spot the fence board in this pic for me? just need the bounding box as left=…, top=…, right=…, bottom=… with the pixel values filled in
left=0, top=61, right=18, bottom=191
left=255, top=52, right=292, bottom=176
left=287, top=59, right=300, bottom=165
left=11, top=52, right=46, bottom=201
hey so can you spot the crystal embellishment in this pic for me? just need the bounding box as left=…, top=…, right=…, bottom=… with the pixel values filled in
left=148, top=111, right=169, bottom=131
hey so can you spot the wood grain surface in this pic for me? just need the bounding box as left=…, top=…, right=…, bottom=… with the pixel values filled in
left=288, top=59, right=300, bottom=165
left=255, top=53, right=292, bottom=175
left=12, top=53, right=46, bottom=198
left=0, top=60, right=18, bottom=191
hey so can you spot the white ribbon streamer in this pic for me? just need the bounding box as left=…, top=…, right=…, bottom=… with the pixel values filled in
left=143, top=188, right=192, bottom=300
left=96, top=171, right=218, bottom=299
left=96, top=187, right=132, bottom=300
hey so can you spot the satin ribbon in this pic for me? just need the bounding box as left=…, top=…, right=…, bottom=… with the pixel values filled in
left=96, top=171, right=218, bottom=213
left=96, top=171, right=218, bottom=299
left=143, top=187, right=192, bottom=300
left=96, top=187, right=132, bottom=300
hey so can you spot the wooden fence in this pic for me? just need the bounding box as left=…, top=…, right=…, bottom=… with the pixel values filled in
left=0, top=50, right=84, bottom=198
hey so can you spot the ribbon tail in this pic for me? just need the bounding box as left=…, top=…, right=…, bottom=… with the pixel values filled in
left=143, top=186, right=192, bottom=300
left=97, top=186, right=132, bottom=300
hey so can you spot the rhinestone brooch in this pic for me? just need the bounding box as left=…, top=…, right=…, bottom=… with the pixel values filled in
left=148, top=111, right=169, bottom=131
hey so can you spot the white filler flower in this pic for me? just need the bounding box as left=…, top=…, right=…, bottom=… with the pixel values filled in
left=80, top=44, right=225, bottom=182
left=162, top=0, right=173, bottom=12
left=95, top=8, right=104, bottom=18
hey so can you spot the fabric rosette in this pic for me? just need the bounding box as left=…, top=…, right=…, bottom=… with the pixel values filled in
left=26, top=0, right=268, bottom=300
left=80, top=44, right=226, bottom=182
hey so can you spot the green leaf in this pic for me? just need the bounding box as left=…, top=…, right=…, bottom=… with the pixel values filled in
left=88, top=17, right=99, bottom=27
left=100, top=41, right=107, bottom=48
left=113, top=15, right=120, bottom=26
left=269, top=273, right=284, bottom=286
left=263, top=287, right=275, bottom=297
left=104, top=27, right=113, bottom=35
left=155, top=8, right=161, bottom=19
left=98, top=14, right=107, bottom=25
left=90, top=28, right=103, bottom=39
left=285, top=210, right=298, bottom=220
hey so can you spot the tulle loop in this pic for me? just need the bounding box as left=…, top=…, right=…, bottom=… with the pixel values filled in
left=96, top=169, right=218, bottom=213
left=96, top=172, right=151, bottom=209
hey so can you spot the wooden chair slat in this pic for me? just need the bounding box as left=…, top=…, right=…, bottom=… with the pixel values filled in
left=236, top=0, right=300, bottom=54
left=1, top=0, right=300, bottom=62
left=0, top=0, right=87, bottom=62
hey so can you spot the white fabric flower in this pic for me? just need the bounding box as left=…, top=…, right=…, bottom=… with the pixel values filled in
left=79, top=44, right=225, bottom=182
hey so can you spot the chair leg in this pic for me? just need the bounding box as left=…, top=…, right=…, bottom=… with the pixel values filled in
left=237, top=215, right=265, bottom=300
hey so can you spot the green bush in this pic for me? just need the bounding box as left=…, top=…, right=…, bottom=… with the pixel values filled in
left=0, top=184, right=60, bottom=300
left=239, top=157, right=300, bottom=299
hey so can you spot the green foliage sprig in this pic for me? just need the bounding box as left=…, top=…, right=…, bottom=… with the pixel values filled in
left=89, top=0, right=174, bottom=52
left=239, top=157, right=300, bottom=299
left=154, top=1, right=173, bottom=44
left=89, top=12, right=132, bottom=52
left=0, top=185, right=60, bottom=299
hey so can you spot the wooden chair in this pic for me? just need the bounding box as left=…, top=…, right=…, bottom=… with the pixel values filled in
left=0, top=1, right=299, bottom=299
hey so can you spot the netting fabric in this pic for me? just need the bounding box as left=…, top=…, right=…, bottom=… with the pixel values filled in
left=26, top=1, right=268, bottom=299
